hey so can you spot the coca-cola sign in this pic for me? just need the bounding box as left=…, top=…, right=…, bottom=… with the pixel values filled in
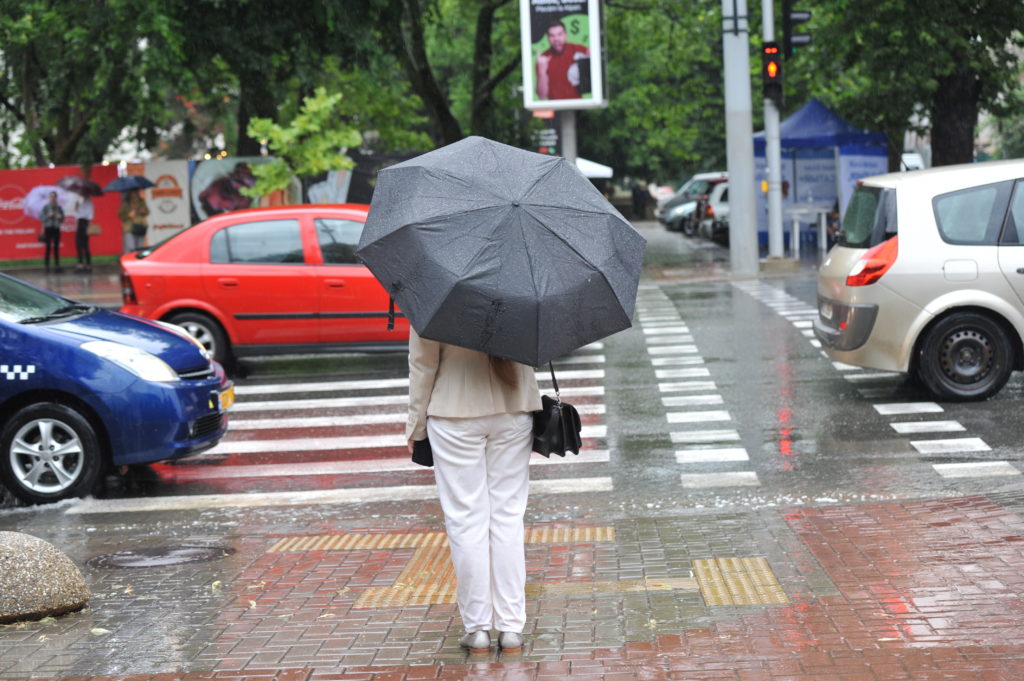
left=0, top=184, right=26, bottom=225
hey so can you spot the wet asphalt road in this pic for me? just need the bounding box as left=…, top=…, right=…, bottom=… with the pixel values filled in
left=5, top=220, right=1021, bottom=513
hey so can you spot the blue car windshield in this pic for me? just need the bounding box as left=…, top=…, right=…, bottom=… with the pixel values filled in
left=0, top=275, right=93, bottom=323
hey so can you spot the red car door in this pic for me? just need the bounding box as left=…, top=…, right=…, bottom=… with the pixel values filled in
left=201, top=217, right=319, bottom=346
left=312, top=215, right=406, bottom=342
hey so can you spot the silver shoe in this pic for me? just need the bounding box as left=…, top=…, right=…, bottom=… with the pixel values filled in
left=498, top=631, right=523, bottom=652
left=459, top=630, right=491, bottom=652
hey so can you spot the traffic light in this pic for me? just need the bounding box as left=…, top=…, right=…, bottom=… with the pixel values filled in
left=782, top=0, right=811, bottom=58
left=762, top=41, right=783, bottom=107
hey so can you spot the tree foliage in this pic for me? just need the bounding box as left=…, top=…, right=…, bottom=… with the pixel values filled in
left=242, top=87, right=363, bottom=197
left=0, top=0, right=182, bottom=166
left=799, top=0, right=1024, bottom=167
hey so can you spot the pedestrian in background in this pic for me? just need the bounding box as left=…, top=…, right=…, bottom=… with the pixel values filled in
left=406, top=329, right=541, bottom=654
left=40, top=191, right=64, bottom=273
left=120, top=189, right=149, bottom=251
left=74, top=194, right=94, bottom=272
left=631, top=183, right=648, bottom=220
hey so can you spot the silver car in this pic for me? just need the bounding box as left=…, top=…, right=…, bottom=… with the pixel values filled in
left=815, top=159, right=1024, bottom=400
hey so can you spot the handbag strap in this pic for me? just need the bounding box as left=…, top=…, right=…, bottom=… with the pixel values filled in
left=548, top=361, right=561, bottom=403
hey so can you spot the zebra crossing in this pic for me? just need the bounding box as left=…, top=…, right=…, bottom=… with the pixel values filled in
left=732, top=280, right=1021, bottom=483
left=634, top=283, right=756, bottom=490
left=68, top=345, right=613, bottom=515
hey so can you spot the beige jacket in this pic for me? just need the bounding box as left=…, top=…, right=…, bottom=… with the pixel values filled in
left=406, top=329, right=542, bottom=441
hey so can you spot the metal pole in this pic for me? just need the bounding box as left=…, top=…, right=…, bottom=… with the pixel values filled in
left=722, top=0, right=758, bottom=276
left=762, top=0, right=784, bottom=259
left=560, top=110, right=578, bottom=164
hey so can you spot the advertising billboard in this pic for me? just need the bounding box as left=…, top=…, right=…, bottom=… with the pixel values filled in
left=520, top=0, right=606, bottom=111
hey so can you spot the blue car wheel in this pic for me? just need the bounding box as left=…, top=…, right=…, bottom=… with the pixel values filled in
left=0, top=403, right=105, bottom=505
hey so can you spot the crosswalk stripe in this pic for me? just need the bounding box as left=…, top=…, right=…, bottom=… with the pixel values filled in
left=232, top=385, right=606, bottom=413
left=874, top=402, right=943, bottom=415
left=680, top=471, right=760, bottom=488
left=910, top=437, right=990, bottom=454
left=236, top=368, right=606, bottom=395
left=932, top=462, right=1020, bottom=478
left=646, top=335, right=695, bottom=345
left=643, top=326, right=689, bottom=335
left=670, top=430, right=740, bottom=443
left=208, top=423, right=607, bottom=455
left=230, top=404, right=607, bottom=430
left=657, top=380, right=716, bottom=393
left=651, top=357, right=705, bottom=367
left=159, top=449, right=611, bottom=480
left=676, top=448, right=749, bottom=463
left=65, top=477, right=615, bottom=514
left=648, top=345, right=698, bottom=355
left=668, top=410, right=731, bottom=423
left=662, top=395, right=723, bottom=408
left=890, top=421, right=965, bottom=434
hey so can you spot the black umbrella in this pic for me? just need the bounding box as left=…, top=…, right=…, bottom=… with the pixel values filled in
left=57, top=175, right=104, bottom=197
left=103, top=175, right=155, bottom=192
left=356, top=136, right=646, bottom=367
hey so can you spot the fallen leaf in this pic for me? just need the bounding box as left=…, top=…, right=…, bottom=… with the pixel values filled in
left=38, top=635, right=48, bottom=642
left=210, top=580, right=222, bottom=593
left=318, top=613, right=335, bottom=619
left=248, top=600, right=257, bottom=609
left=123, top=586, right=134, bottom=595
left=90, top=628, right=111, bottom=636
left=246, top=581, right=266, bottom=590
left=38, top=617, right=55, bottom=624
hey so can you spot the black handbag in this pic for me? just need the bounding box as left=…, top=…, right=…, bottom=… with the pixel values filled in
left=411, top=438, right=433, bottom=467
left=532, top=362, right=582, bottom=457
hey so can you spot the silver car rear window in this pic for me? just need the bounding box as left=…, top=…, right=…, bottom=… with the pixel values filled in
left=838, top=185, right=896, bottom=249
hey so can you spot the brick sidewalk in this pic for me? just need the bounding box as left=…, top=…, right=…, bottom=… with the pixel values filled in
left=4, top=493, right=1024, bottom=680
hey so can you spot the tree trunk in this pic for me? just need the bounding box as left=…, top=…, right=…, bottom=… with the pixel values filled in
left=396, top=0, right=462, bottom=145
left=236, top=78, right=278, bottom=157
left=930, top=66, right=981, bottom=167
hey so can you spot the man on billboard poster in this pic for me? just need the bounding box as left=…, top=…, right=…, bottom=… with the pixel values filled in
left=536, top=19, right=589, bottom=100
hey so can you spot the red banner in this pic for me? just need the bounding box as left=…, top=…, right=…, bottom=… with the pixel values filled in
left=0, top=164, right=121, bottom=261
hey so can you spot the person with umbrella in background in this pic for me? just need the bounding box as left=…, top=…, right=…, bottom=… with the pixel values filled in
left=104, top=175, right=154, bottom=253
left=119, top=189, right=149, bottom=252
left=357, top=137, right=646, bottom=655
left=39, top=191, right=65, bottom=273
left=58, top=175, right=103, bottom=273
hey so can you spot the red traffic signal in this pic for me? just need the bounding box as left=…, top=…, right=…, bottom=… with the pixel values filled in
left=762, top=41, right=783, bottom=106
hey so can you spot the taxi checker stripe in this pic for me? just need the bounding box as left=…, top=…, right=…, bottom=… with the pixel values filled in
left=0, top=364, right=36, bottom=380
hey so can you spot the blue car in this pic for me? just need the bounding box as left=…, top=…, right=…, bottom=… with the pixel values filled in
left=0, top=273, right=232, bottom=504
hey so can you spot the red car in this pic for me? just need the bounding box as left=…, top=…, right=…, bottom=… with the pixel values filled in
left=120, top=204, right=409, bottom=364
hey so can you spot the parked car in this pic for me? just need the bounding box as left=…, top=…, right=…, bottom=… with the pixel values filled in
left=814, top=159, right=1024, bottom=400
left=697, top=181, right=729, bottom=241
left=119, top=204, right=410, bottom=365
left=658, top=172, right=727, bottom=234
left=0, top=273, right=230, bottom=504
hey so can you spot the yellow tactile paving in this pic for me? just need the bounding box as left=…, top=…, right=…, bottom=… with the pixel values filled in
left=270, top=529, right=787, bottom=608
left=692, top=556, right=789, bottom=606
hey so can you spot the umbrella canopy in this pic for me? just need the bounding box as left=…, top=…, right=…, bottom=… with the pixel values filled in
left=356, top=136, right=646, bottom=367
left=23, top=185, right=74, bottom=220
left=103, top=175, right=155, bottom=193
left=57, top=175, right=104, bottom=197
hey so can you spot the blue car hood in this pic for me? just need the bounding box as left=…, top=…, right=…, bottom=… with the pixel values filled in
left=48, top=308, right=206, bottom=371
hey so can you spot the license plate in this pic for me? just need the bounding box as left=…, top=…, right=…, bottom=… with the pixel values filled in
left=820, top=301, right=833, bottom=321
left=218, top=385, right=235, bottom=412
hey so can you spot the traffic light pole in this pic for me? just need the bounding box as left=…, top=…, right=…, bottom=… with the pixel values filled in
left=762, top=0, right=785, bottom=260
left=721, top=0, right=758, bottom=277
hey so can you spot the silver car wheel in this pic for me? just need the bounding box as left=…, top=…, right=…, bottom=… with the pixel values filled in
left=918, top=312, right=1013, bottom=401
left=9, top=417, right=84, bottom=494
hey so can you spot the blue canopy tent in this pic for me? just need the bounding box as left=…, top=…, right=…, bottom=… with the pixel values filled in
left=753, top=98, right=888, bottom=249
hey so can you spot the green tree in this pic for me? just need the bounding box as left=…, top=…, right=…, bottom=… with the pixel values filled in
left=803, top=0, right=1024, bottom=167
left=0, top=0, right=182, bottom=166
left=580, top=2, right=726, bottom=182
left=241, top=87, right=362, bottom=197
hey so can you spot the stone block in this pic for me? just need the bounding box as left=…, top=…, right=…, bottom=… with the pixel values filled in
left=0, top=531, right=90, bottom=623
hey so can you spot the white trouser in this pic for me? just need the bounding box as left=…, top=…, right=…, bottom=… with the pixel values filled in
left=427, top=412, right=533, bottom=633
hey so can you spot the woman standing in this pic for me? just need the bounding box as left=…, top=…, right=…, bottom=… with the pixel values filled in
left=39, top=191, right=64, bottom=273
left=74, top=195, right=94, bottom=272
left=406, top=329, right=541, bottom=654
left=119, top=189, right=149, bottom=252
